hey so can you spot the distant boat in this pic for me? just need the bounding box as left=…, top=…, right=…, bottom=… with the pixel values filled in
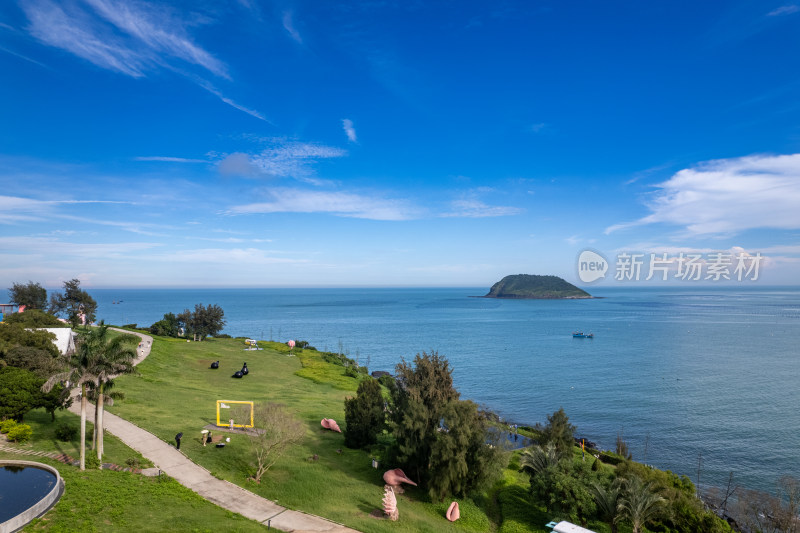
left=572, top=332, right=594, bottom=338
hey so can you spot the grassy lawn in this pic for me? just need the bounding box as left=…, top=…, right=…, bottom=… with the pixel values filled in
left=2, top=408, right=153, bottom=469
left=105, top=336, right=535, bottom=532
left=0, top=453, right=270, bottom=532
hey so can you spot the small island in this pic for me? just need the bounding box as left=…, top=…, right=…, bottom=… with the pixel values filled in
left=484, top=274, right=592, bottom=299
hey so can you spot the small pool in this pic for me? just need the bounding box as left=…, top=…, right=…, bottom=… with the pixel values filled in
left=0, top=461, right=63, bottom=531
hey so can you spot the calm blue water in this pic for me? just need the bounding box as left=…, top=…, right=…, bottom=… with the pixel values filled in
left=0, top=465, right=57, bottom=522
left=92, top=286, right=800, bottom=493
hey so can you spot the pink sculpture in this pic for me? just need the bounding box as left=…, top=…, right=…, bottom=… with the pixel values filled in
left=287, top=340, right=295, bottom=348
left=320, top=418, right=342, bottom=433
left=383, top=468, right=417, bottom=492
left=382, top=485, right=398, bottom=521
left=446, top=501, right=460, bottom=522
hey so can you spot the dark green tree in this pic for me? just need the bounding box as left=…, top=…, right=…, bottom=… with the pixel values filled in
left=0, top=366, right=45, bottom=421
left=49, top=279, right=97, bottom=328
left=8, top=281, right=48, bottom=309
left=529, top=456, right=599, bottom=525
left=1, top=309, right=65, bottom=327
left=149, top=312, right=180, bottom=337
left=177, top=304, right=225, bottom=340
left=344, top=378, right=386, bottom=449
left=541, top=407, right=577, bottom=459
left=390, top=350, right=502, bottom=501
left=0, top=323, right=60, bottom=358
left=3, top=346, right=64, bottom=378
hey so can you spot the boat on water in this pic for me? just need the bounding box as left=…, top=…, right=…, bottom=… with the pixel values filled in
left=572, top=332, right=594, bottom=338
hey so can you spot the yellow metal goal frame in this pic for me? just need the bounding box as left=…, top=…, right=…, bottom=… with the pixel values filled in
left=216, top=400, right=254, bottom=428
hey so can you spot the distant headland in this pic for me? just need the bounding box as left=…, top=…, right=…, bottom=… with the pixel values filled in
left=483, top=274, right=593, bottom=299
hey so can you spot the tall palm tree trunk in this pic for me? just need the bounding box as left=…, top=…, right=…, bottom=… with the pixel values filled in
left=92, top=391, right=98, bottom=451
left=80, top=383, right=87, bottom=470
left=97, top=383, right=105, bottom=459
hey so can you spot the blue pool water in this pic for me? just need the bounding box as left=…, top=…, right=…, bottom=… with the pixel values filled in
left=0, top=465, right=57, bottom=522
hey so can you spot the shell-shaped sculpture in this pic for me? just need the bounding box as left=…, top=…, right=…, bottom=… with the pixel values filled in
left=446, top=501, right=460, bottom=522
left=383, top=468, right=417, bottom=487
left=382, top=485, right=399, bottom=521
left=320, top=418, right=342, bottom=433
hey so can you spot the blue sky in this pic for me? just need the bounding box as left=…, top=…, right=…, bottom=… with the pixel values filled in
left=1, top=0, right=799, bottom=288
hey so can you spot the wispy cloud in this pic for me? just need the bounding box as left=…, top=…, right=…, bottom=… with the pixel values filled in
left=440, top=189, right=523, bottom=218
left=219, top=139, right=347, bottom=181
left=606, top=153, right=800, bottom=235
left=282, top=10, right=302, bottom=43
left=196, top=81, right=268, bottom=121
left=135, top=156, right=208, bottom=163
left=767, top=4, right=800, bottom=16
left=228, top=188, right=419, bottom=221
left=20, top=0, right=226, bottom=77
left=342, top=119, right=358, bottom=142
left=529, top=122, right=547, bottom=133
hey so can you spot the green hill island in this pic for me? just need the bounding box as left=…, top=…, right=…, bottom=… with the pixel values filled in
left=484, top=274, right=593, bottom=299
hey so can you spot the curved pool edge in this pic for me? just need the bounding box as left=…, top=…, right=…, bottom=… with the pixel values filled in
left=0, top=460, right=64, bottom=533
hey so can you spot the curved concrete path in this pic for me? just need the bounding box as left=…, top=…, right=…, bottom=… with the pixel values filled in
left=69, top=330, right=359, bottom=533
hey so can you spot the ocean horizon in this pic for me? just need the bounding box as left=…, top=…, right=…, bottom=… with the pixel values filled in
left=88, top=285, right=800, bottom=496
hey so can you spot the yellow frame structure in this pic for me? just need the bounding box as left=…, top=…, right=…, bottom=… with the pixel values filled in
left=216, top=400, right=254, bottom=428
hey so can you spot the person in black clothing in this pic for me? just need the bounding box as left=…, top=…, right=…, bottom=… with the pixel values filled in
left=175, top=432, right=183, bottom=450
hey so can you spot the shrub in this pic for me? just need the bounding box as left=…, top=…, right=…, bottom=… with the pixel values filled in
left=85, top=455, right=101, bottom=469
left=378, top=374, right=395, bottom=388
left=54, top=423, right=78, bottom=441
left=7, top=423, right=32, bottom=442
left=0, top=418, right=17, bottom=433
left=599, top=451, right=625, bottom=465
left=121, top=323, right=138, bottom=329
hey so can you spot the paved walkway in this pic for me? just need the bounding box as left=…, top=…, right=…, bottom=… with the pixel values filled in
left=68, top=329, right=360, bottom=533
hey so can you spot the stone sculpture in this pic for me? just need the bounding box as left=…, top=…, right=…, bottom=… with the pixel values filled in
left=383, top=468, right=417, bottom=493
left=232, top=371, right=243, bottom=378
left=241, top=362, right=249, bottom=375
left=382, top=485, right=398, bottom=521
left=446, top=501, right=460, bottom=522
left=210, top=361, right=219, bottom=369
left=320, top=418, right=342, bottom=432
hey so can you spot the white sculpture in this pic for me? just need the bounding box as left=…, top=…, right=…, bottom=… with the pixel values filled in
left=382, top=485, right=398, bottom=521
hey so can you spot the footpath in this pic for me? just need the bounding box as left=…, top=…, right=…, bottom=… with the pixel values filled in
left=67, top=329, right=359, bottom=533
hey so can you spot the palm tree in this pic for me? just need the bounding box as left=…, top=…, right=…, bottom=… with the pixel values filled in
left=86, top=324, right=138, bottom=460
left=43, top=322, right=138, bottom=468
left=43, top=329, right=100, bottom=470
left=519, top=441, right=560, bottom=478
left=88, top=378, right=125, bottom=454
left=593, top=479, right=623, bottom=533
left=618, top=475, right=666, bottom=533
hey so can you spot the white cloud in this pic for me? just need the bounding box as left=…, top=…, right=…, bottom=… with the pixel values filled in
left=342, top=119, right=357, bottom=142
left=441, top=199, right=523, bottom=218
left=224, top=139, right=347, bottom=181
left=197, top=81, right=268, bottom=121
left=228, top=188, right=418, bottom=221
left=282, top=10, right=302, bottom=43
left=135, top=156, right=207, bottom=163
left=21, top=0, right=227, bottom=78
left=767, top=5, right=800, bottom=16
left=606, top=153, right=800, bottom=235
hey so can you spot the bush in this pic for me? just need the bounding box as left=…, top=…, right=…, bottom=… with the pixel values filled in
left=7, top=423, right=32, bottom=442
left=0, top=418, right=17, bottom=433
left=121, top=323, right=138, bottom=329
left=85, top=455, right=101, bottom=469
left=599, top=451, right=625, bottom=465
left=378, top=374, right=395, bottom=388
left=55, top=423, right=78, bottom=441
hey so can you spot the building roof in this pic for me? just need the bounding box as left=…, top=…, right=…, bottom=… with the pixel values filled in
left=548, top=522, right=597, bottom=533
left=37, top=327, right=77, bottom=356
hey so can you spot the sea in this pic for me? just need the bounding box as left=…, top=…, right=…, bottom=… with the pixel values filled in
left=91, top=286, right=800, bottom=495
